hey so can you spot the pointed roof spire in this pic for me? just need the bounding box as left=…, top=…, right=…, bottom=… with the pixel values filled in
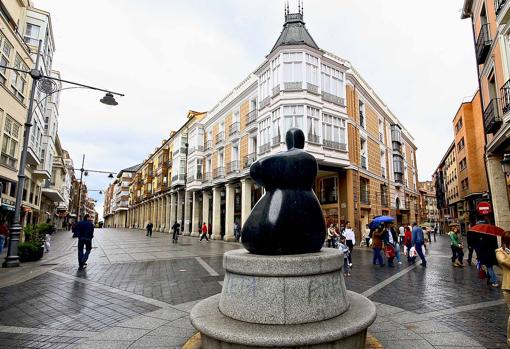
left=270, top=0, right=319, bottom=55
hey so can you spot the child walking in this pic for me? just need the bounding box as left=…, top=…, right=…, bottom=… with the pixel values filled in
left=338, top=236, right=351, bottom=276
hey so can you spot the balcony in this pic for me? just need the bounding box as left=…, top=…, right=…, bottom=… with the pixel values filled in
left=322, top=91, right=344, bottom=106
left=496, top=0, right=507, bottom=16
left=284, top=81, right=302, bottom=91
left=33, top=164, right=51, bottom=180
left=203, top=172, right=212, bottom=183
left=272, top=85, right=281, bottom=97
left=361, top=155, right=367, bottom=169
left=260, top=97, right=270, bottom=109
left=226, top=161, right=240, bottom=174
left=259, top=143, right=270, bottom=154
left=244, top=153, right=257, bottom=168
left=246, top=110, right=257, bottom=125
left=188, top=172, right=203, bottom=183
left=171, top=174, right=185, bottom=182
left=306, top=83, right=319, bottom=95
left=215, top=131, right=225, bottom=145
left=483, top=98, right=503, bottom=134
left=272, top=135, right=281, bottom=146
left=205, top=140, right=212, bottom=151
left=360, top=189, right=370, bottom=205
left=323, top=139, right=347, bottom=151
left=229, top=122, right=240, bottom=137
left=500, top=79, right=510, bottom=115
left=307, top=133, right=320, bottom=144
left=41, top=179, right=64, bottom=203
left=476, top=24, right=492, bottom=64
left=213, top=167, right=225, bottom=179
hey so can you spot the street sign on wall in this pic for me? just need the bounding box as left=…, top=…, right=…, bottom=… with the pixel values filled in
left=476, top=202, right=492, bottom=215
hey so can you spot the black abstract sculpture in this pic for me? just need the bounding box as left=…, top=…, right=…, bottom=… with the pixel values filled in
left=241, top=128, right=326, bottom=255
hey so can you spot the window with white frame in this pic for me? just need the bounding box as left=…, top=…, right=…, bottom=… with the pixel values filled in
left=380, top=149, right=386, bottom=177
left=359, top=100, right=366, bottom=129
left=378, top=118, right=384, bottom=142
left=307, top=106, right=320, bottom=141
left=305, top=54, right=319, bottom=86
left=1, top=115, right=20, bottom=168
left=260, top=69, right=271, bottom=99
left=272, top=108, right=280, bottom=139
left=218, top=150, right=224, bottom=168
left=24, top=23, right=40, bottom=46
left=321, top=64, right=343, bottom=97
left=10, top=55, right=28, bottom=102
left=322, top=113, right=346, bottom=144
left=283, top=105, right=304, bottom=134
left=283, top=52, right=303, bottom=83
left=0, top=32, right=13, bottom=84
left=271, top=55, right=281, bottom=88
left=259, top=117, right=271, bottom=146
left=360, top=138, right=367, bottom=169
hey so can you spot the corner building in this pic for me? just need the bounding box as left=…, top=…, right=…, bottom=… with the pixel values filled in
left=126, top=10, right=420, bottom=242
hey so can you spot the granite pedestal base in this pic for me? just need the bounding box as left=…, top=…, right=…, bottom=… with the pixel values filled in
left=190, top=249, right=376, bottom=348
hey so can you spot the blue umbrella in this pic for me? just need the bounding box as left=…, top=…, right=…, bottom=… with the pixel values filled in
left=368, top=216, right=394, bottom=229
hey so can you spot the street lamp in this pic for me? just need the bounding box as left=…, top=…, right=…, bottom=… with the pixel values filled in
left=1, top=40, right=124, bottom=268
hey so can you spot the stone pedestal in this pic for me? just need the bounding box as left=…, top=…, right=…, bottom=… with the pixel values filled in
left=190, top=249, right=376, bottom=348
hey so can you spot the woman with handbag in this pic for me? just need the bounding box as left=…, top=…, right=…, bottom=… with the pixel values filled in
left=496, top=231, right=510, bottom=346
left=372, top=225, right=385, bottom=267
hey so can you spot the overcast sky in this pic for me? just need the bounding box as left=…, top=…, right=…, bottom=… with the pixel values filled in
left=35, top=0, right=478, bottom=218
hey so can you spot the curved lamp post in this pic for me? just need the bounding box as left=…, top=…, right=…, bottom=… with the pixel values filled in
left=1, top=40, right=124, bottom=267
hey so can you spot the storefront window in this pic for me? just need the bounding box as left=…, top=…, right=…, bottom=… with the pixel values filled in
left=319, top=177, right=337, bottom=204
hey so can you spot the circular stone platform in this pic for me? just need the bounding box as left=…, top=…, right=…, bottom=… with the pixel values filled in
left=219, top=248, right=349, bottom=325
left=191, top=292, right=376, bottom=348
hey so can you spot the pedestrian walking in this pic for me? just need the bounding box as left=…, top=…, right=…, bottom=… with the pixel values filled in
left=384, top=223, right=401, bottom=266
left=44, top=218, right=55, bottom=253
left=171, top=221, right=180, bottom=243
left=372, top=225, right=385, bottom=267
left=0, top=220, right=8, bottom=254
left=338, top=235, right=350, bottom=276
left=426, top=227, right=432, bottom=244
left=200, top=222, right=209, bottom=242
left=234, top=221, right=241, bottom=241
left=146, top=222, right=153, bottom=237
left=364, top=224, right=371, bottom=247
left=208, top=223, right=212, bottom=240
left=448, top=226, right=464, bottom=267
left=411, top=222, right=427, bottom=267
left=326, top=224, right=335, bottom=247
left=76, top=214, right=94, bottom=270
left=496, top=231, right=510, bottom=346
left=403, top=225, right=413, bottom=263
left=433, top=225, right=438, bottom=242
left=343, top=221, right=355, bottom=267
left=398, top=225, right=405, bottom=244
left=478, top=234, right=499, bottom=287
left=466, top=230, right=480, bottom=266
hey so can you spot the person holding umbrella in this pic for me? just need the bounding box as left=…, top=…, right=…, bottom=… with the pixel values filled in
left=471, top=223, right=505, bottom=287
left=496, top=231, right=510, bottom=346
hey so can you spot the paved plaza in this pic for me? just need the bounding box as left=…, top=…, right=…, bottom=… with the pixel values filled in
left=0, top=228, right=507, bottom=348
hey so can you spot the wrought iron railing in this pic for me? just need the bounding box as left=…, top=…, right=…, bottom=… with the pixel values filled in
left=476, top=23, right=492, bottom=64
left=483, top=98, right=503, bottom=134
left=246, top=110, right=257, bottom=125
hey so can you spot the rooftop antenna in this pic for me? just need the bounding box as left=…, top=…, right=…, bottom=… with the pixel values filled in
left=301, top=0, right=304, bottom=15
left=298, top=0, right=301, bottom=14
left=285, top=0, right=289, bottom=16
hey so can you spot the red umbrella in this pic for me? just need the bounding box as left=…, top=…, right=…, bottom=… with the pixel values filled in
left=468, top=224, right=505, bottom=237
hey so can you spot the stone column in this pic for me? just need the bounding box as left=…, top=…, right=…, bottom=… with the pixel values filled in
left=183, top=190, right=192, bottom=235
left=191, top=191, right=201, bottom=237
left=212, top=186, right=222, bottom=240
left=224, top=183, right=236, bottom=241
left=165, top=195, right=171, bottom=233
left=159, top=197, right=165, bottom=231
left=487, top=154, right=510, bottom=230
left=202, top=191, right=210, bottom=232
left=169, top=192, right=177, bottom=231
left=241, top=178, right=252, bottom=228
left=176, top=190, right=183, bottom=231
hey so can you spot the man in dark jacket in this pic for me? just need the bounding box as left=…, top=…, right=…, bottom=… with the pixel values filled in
left=76, top=214, right=94, bottom=270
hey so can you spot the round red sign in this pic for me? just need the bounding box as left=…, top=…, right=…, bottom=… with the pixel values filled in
left=477, top=202, right=492, bottom=215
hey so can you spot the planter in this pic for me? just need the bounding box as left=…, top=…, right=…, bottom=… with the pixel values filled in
left=19, top=244, right=44, bottom=262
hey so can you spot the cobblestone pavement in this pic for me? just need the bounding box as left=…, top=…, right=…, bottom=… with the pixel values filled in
left=0, top=228, right=507, bottom=348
